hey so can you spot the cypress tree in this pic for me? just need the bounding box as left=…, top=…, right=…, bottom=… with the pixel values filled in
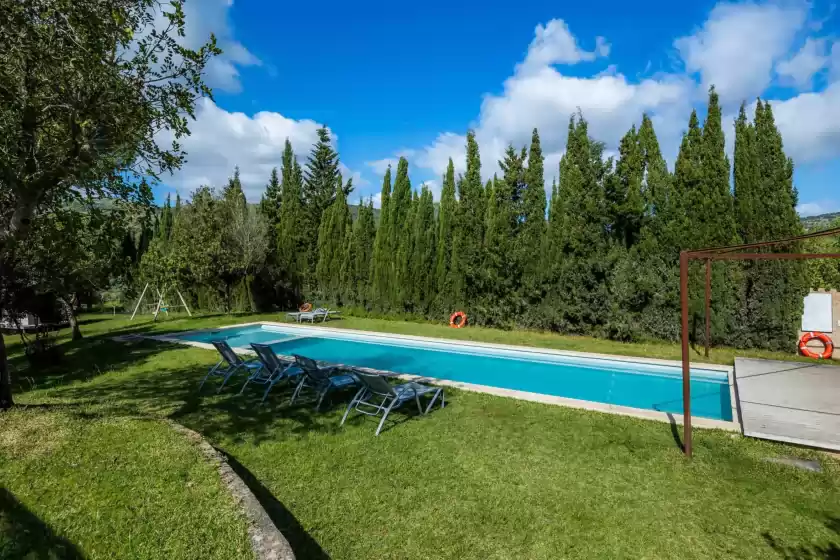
left=451, top=131, right=484, bottom=310
left=637, top=114, right=673, bottom=243
left=174, top=193, right=181, bottom=221
left=315, top=183, right=351, bottom=303
left=733, top=100, right=807, bottom=349
left=346, top=198, right=377, bottom=305
left=260, top=166, right=282, bottom=228
left=391, top=157, right=413, bottom=308
left=411, top=186, right=437, bottom=313
left=433, top=159, right=457, bottom=315
left=673, top=88, right=738, bottom=344
left=519, top=128, right=547, bottom=315
left=276, top=142, right=307, bottom=303
left=369, top=166, right=392, bottom=308
left=223, top=166, right=246, bottom=207
left=734, top=104, right=760, bottom=242
left=700, top=87, right=737, bottom=247
left=609, top=126, right=645, bottom=248
left=624, top=115, right=680, bottom=341
left=547, top=114, right=611, bottom=332
left=483, top=147, right=525, bottom=325
left=484, top=178, right=496, bottom=240
left=157, top=194, right=174, bottom=242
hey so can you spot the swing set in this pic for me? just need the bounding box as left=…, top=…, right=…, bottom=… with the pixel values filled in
left=130, top=283, right=192, bottom=321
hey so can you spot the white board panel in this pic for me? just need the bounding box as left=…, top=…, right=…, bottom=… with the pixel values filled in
left=802, top=292, right=833, bottom=333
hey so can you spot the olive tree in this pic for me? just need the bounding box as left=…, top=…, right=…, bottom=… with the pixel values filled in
left=0, top=0, right=219, bottom=408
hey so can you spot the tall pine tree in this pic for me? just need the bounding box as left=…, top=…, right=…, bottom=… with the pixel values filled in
left=303, top=127, right=341, bottom=288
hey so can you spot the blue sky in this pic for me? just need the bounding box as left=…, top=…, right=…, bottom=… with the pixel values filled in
left=157, top=0, right=840, bottom=216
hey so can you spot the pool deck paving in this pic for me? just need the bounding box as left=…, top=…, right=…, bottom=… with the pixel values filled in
left=734, top=358, right=840, bottom=451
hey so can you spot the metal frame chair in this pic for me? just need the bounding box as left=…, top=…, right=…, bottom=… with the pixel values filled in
left=199, top=340, right=263, bottom=393
left=289, top=354, right=358, bottom=410
left=340, top=369, right=445, bottom=436
left=241, top=343, right=302, bottom=403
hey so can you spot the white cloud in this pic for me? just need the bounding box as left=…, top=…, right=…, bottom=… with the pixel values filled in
left=776, top=38, right=830, bottom=89
left=158, top=98, right=365, bottom=202
left=369, top=3, right=840, bottom=193
left=420, top=179, right=441, bottom=200
left=674, top=2, right=807, bottom=104
left=797, top=200, right=840, bottom=216
left=770, top=81, right=840, bottom=164
left=365, top=158, right=398, bottom=175
left=158, top=0, right=261, bottom=93
left=517, top=20, right=609, bottom=74
left=377, top=18, right=693, bottom=185
left=831, top=41, right=840, bottom=80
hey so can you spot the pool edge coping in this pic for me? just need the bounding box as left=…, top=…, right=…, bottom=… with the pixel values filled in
left=145, top=324, right=740, bottom=432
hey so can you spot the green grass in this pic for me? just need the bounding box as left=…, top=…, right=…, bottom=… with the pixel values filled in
left=0, top=408, right=253, bottom=560
left=3, top=313, right=840, bottom=559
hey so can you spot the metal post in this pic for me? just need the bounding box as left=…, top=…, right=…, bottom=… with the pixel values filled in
left=679, top=251, right=693, bottom=458
left=704, top=259, right=711, bottom=358
left=153, top=285, right=165, bottom=322
left=176, top=289, right=192, bottom=317
left=130, top=283, right=149, bottom=321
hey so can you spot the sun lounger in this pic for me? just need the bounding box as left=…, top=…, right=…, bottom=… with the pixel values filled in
left=289, top=354, right=358, bottom=410
left=199, top=340, right=263, bottom=393
left=241, top=343, right=302, bottom=402
left=340, top=369, right=444, bottom=435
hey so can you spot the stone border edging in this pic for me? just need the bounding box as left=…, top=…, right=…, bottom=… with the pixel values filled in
left=166, top=420, right=296, bottom=560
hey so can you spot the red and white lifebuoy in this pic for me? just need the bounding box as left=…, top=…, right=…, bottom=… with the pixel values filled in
left=798, top=331, right=834, bottom=360
left=449, top=311, right=467, bottom=329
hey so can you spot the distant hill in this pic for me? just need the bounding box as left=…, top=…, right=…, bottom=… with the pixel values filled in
left=801, top=211, right=840, bottom=231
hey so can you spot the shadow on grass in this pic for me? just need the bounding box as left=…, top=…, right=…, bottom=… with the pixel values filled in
left=763, top=516, right=840, bottom=559
left=665, top=412, right=684, bottom=453
left=35, top=335, right=356, bottom=444
left=0, top=488, right=85, bottom=559
left=224, top=453, right=332, bottom=560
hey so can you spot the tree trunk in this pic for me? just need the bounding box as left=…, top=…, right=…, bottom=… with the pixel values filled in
left=60, top=296, right=82, bottom=341
left=0, top=330, right=13, bottom=409
left=246, top=274, right=256, bottom=313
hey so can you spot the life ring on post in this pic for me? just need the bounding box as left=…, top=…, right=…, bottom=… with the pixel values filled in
left=299, top=303, right=312, bottom=312
left=798, top=332, right=834, bottom=360
left=449, top=311, right=467, bottom=329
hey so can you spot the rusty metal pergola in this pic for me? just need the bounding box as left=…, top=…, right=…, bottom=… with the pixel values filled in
left=679, top=225, right=840, bottom=457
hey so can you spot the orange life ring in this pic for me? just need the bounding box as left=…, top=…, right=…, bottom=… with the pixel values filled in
left=798, top=331, right=834, bottom=360
left=449, top=311, right=467, bottom=328
left=299, top=303, right=312, bottom=312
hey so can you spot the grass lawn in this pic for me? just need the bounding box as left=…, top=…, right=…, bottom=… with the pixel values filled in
left=0, top=408, right=253, bottom=560
left=2, top=313, right=839, bottom=559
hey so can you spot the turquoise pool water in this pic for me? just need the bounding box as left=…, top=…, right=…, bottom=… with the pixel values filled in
left=178, top=326, right=296, bottom=348
left=177, top=325, right=732, bottom=421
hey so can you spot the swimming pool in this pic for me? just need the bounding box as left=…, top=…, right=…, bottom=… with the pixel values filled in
left=174, top=324, right=733, bottom=422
